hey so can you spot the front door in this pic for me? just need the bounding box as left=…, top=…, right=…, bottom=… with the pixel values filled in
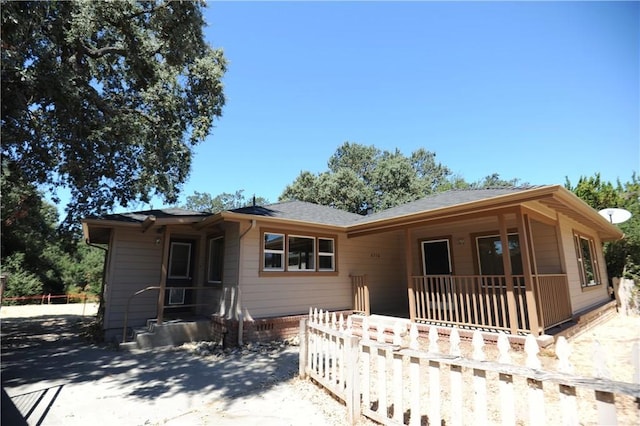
left=421, top=239, right=452, bottom=275
left=165, top=239, right=195, bottom=316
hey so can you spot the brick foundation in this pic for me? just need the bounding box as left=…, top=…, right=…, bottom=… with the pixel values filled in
left=212, top=310, right=354, bottom=347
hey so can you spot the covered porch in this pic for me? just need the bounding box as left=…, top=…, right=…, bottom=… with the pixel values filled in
left=351, top=204, right=577, bottom=337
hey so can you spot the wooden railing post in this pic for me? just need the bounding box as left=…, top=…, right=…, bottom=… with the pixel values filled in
left=499, top=214, right=519, bottom=334
left=406, top=228, right=416, bottom=321
left=517, top=210, right=539, bottom=335
left=157, top=227, right=170, bottom=324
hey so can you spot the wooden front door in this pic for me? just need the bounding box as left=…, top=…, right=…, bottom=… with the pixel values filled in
left=165, top=239, right=195, bottom=315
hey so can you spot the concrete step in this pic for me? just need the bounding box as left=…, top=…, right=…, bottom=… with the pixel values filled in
left=119, top=319, right=213, bottom=351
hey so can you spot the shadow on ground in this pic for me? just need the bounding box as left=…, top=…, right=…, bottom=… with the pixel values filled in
left=1, top=313, right=299, bottom=422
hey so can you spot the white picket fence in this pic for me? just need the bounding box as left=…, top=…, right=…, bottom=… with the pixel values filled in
left=298, top=308, right=640, bottom=426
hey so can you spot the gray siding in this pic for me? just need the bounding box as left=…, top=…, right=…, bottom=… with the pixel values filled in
left=104, top=228, right=162, bottom=332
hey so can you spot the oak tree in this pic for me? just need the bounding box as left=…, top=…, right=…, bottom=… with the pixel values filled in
left=1, top=0, right=226, bottom=229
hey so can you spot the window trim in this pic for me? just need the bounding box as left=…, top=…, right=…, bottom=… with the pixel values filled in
left=263, top=232, right=285, bottom=271
left=318, top=237, right=335, bottom=272
left=168, top=242, right=192, bottom=279
left=207, top=236, right=224, bottom=284
left=573, top=231, right=601, bottom=289
left=260, top=229, right=338, bottom=274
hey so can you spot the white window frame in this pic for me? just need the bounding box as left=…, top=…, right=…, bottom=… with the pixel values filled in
left=264, top=232, right=285, bottom=271
left=318, top=237, right=335, bottom=271
left=574, top=232, right=601, bottom=288
left=168, top=288, right=185, bottom=305
left=207, top=236, right=224, bottom=284
left=288, top=234, right=316, bottom=271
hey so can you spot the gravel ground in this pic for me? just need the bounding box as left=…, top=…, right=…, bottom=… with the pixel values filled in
left=1, top=304, right=638, bottom=425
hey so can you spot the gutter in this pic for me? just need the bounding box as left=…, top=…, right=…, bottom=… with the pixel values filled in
left=236, top=219, right=256, bottom=346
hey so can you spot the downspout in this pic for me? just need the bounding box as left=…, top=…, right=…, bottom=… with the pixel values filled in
left=237, top=219, right=256, bottom=346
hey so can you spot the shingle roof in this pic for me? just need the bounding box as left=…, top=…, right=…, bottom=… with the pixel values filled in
left=355, top=187, right=542, bottom=223
left=85, top=187, right=543, bottom=227
left=90, top=208, right=211, bottom=224
left=231, top=201, right=362, bottom=226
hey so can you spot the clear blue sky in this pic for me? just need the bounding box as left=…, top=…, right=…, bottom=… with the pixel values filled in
left=96, top=1, right=640, bottom=211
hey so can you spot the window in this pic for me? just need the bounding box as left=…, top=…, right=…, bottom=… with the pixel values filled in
left=264, top=233, right=285, bottom=271
left=288, top=235, right=315, bottom=270
left=207, top=237, right=224, bottom=283
left=476, top=233, right=523, bottom=275
left=168, top=242, right=192, bottom=278
left=318, top=238, right=335, bottom=271
left=574, top=232, right=600, bottom=288
left=168, top=288, right=185, bottom=305
left=262, top=231, right=336, bottom=272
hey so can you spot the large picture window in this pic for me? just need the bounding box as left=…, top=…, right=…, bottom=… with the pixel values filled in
left=476, top=233, right=523, bottom=275
left=574, top=232, right=600, bottom=288
left=288, top=235, right=315, bottom=270
left=207, top=236, right=224, bottom=283
left=262, top=231, right=336, bottom=273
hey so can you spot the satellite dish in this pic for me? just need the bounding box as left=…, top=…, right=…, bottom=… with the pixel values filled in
left=598, top=208, right=632, bottom=224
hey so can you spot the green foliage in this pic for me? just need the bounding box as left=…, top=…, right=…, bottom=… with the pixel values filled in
left=1, top=0, right=227, bottom=230
left=1, top=253, right=44, bottom=302
left=1, top=162, right=105, bottom=299
left=472, top=173, right=527, bottom=188
left=564, top=173, right=624, bottom=211
left=280, top=142, right=453, bottom=214
left=566, top=172, right=640, bottom=281
left=184, top=190, right=270, bottom=213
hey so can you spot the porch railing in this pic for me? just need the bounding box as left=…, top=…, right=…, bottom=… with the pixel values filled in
left=534, top=274, right=572, bottom=329
left=411, top=274, right=571, bottom=334
left=351, top=274, right=370, bottom=316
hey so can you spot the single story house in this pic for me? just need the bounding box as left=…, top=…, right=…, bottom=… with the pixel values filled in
left=82, top=185, right=624, bottom=345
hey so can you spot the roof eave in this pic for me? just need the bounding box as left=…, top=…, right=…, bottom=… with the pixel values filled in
left=348, top=185, right=562, bottom=236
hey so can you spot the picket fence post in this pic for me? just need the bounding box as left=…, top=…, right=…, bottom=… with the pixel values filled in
left=472, top=330, right=488, bottom=426
left=556, top=336, right=578, bottom=426
left=525, top=334, right=544, bottom=426
left=593, top=340, right=617, bottom=425
left=497, top=333, right=515, bottom=425
left=449, top=328, right=462, bottom=426
left=346, top=333, right=360, bottom=425
left=409, top=323, right=420, bottom=426
left=299, top=318, right=308, bottom=379
left=428, top=326, right=441, bottom=425
left=391, top=320, right=405, bottom=423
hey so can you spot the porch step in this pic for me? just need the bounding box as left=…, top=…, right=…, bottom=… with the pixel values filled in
left=119, top=319, right=213, bottom=351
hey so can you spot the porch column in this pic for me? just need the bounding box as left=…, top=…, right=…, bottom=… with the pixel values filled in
left=498, top=214, right=519, bottom=334
left=157, top=226, right=170, bottom=324
left=517, top=209, right=540, bottom=335
left=406, top=228, right=416, bottom=322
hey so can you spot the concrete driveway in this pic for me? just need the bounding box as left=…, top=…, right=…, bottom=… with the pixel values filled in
left=0, top=305, right=346, bottom=426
